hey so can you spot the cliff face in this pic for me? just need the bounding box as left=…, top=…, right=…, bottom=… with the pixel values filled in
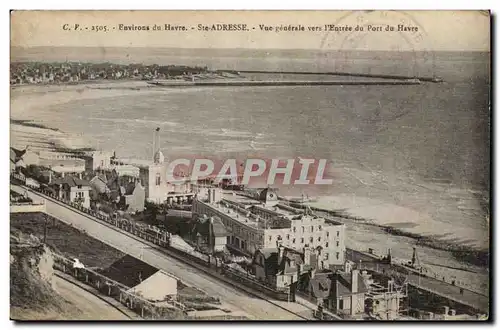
left=10, top=229, right=62, bottom=318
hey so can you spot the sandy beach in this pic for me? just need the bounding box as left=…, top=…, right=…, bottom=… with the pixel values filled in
left=10, top=81, right=164, bottom=152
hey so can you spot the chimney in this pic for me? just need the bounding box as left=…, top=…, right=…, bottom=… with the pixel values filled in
left=443, top=306, right=450, bottom=316
left=303, top=247, right=311, bottom=266
left=411, top=247, right=417, bottom=266
left=208, top=217, right=213, bottom=253
left=278, top=246, right=285, bottom=265
left=345, top=261, right=352, bottom=274
left=387, top=279, right=394, bottom=293
left=79, top=172, right=82, bottom=180
left=351, top=269, right=359, bottom=293
left=153, top=127, right=160, bottom=161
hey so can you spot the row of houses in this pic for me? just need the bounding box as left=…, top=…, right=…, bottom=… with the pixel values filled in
left=10, top=146, right=145, bottom=212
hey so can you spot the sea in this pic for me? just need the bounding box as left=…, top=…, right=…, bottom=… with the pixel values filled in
left=11, top=47, right=491, bottom=293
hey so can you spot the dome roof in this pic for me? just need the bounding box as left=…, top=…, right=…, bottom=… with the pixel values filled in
left=153, top=150, right=165, bottom=164
left=258, top=187, right=278, bottom=202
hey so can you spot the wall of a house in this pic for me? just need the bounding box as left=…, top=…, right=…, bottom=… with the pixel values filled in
left=350, top=293, right=365, bottom=315
left=126, top=184, right=146, bottom=212
left=70, top=187, right=91, bottom=208
left=23, top=151, right=40, bottom=166
left=214, top=236, right=226, bottom=252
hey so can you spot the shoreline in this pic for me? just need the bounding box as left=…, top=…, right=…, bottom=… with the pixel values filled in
left=283, top=198, right=489, bottom=268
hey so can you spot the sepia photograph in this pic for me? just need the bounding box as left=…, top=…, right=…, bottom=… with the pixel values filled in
left=9, top=10, right=490, bottom=321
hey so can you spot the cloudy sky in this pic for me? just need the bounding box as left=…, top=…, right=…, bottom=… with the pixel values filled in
left=11, top=10, right=490, bottom=51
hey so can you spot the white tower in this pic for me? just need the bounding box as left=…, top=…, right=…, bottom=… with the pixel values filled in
left=153, top=127, right=165, bottom=164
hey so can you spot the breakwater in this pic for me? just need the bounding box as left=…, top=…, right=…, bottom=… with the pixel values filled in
left=148, top=79, right=421, bottom=87
left=223, top=70, right=443, bottom=83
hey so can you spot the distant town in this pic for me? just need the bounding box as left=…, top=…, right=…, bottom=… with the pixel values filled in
left=10, top=62, right=210, bottom=85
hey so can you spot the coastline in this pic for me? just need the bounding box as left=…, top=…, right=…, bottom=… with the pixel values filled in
left=281, top=189, right=489, bottom=267
left=10, top=81, right=164, bottom=152
left=311, top=206, right=489, bottom=267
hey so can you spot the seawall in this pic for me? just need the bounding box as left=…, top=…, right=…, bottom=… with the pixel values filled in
left=148, top=79, right=421, bottom=87
left=223, top=70, right=443, bottom=83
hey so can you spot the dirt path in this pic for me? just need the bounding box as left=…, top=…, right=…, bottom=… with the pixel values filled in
left=52, top=275, right=130, bottom=320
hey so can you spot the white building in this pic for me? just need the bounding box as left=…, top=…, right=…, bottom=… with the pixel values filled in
left=51, top=175, right=91, bottom=209
left=192, top=188, right=346, bottom=270
left=116, top=128, right=192, bottom=204
left=83, top=150, right=115, bottom=172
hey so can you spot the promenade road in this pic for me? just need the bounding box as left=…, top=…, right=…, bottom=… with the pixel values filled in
left=11, top=185, right=308, bottom=320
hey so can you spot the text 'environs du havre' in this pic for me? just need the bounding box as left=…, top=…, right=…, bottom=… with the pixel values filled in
left=63, top=23, right=419, bottom=33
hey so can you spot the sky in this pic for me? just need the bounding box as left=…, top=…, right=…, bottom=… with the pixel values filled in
left=11, top=10, right=490, bottom=51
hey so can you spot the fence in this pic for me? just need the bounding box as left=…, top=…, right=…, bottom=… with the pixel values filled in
left=52, top=253, right=186, bottom=319
left=220, top=265, right=290, bottom=301
left=186, top=314, right=250, bottom=320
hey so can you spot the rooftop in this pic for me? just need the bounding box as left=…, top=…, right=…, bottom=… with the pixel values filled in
left=204, top=199, right=266, bottom=230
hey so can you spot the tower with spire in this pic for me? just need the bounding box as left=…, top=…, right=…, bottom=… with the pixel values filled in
left=153, top=127, right=165, bottom=164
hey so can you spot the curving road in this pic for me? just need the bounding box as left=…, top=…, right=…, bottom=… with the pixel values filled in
left=11, top=184, right=309, bottom=320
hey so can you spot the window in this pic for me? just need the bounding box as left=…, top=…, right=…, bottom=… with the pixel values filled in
left=336, top=241, right=339, bottom=247
left=311, top=225, right=314, bottom=232
left=325, top=253, right=329, bottom=260
left=318, top=237, right=321, bottom=242
left=292, top=238, right=296, bottom=244
left=326, top=231, right=329, bottom=237
left=301, top=238, right=304, bottom=243
left=293, top=227, right=296, bottom=233
left=155, top=173, right=161, bottom=186
left=100, top=160, right=104, bottom=167
left=269, top=236, right=272, bottom=242
left=336, top=252, right=340, bottom=259
left=286, top=234, right=290, bottom=240
left=318, top=225, right=322, bottom=231
left=326, top=242, right=329, bottom=247
left=337, top=231, right=340, bottom=237
left=302, top=226, right=305, bottom=233
left=309, top=237, right=313, bottom=243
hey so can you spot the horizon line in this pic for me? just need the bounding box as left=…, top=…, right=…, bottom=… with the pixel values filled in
left=10, top=46, right=490, bottom=53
